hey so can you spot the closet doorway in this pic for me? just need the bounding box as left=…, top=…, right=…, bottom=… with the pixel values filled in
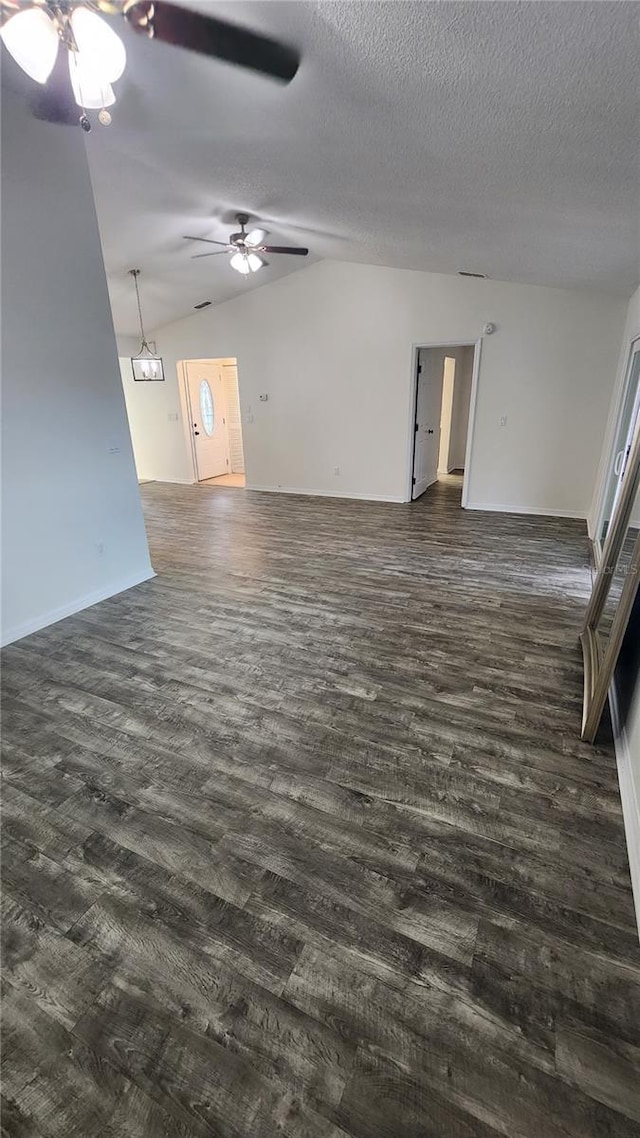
left=179, top=357, right=245, bottom=487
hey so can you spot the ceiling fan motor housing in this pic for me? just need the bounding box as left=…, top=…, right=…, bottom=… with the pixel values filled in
left=230, top=214, right=251, bottom=245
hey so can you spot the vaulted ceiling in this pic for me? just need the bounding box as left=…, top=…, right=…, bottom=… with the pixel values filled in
left=76, top=1, right=640, bottom=334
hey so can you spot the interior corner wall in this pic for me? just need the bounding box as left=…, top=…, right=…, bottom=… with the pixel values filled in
left=151, top=260, right=626, bottom=514
left=1, top=82, right=153, bottom=646
left=118, top=358, right=193, bottom=484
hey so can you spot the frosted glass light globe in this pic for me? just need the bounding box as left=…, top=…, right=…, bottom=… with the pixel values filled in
left=0, top=8, right=59, bottom=84
left=69, top=52, right=115, bottom=109
left=71, top=7, right=126, bottom=82
left=230, top=253, right=252, bottom=275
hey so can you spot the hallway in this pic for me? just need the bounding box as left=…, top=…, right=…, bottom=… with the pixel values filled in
left=2, top=480, right=639, bottom=1137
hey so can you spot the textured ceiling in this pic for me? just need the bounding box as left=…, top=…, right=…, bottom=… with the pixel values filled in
left=65, top=1, right=640, bottom=332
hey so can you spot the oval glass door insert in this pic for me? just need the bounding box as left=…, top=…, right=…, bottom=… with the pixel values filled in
left=199, top=379, right=215, bottom=436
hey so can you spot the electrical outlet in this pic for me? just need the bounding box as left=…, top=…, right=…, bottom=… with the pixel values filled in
left=334, top=466, right=341, bottom=476
left=168, top=412, right=179, bottom=422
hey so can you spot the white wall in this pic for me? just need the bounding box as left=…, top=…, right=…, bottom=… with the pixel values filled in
left=116, top=334, right=141, bottom=357
left=1, top=83, right=153, bottom=646
left=118, top=358, right=192, bottom=483
left=152, top=260, right=626, bottom=514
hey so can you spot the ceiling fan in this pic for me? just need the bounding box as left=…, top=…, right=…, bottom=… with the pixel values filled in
left=0, top=1, right=300, bottom=131
left=184, top=214, right=309, bottom=275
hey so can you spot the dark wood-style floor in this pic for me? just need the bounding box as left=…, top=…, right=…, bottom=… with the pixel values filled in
left=2, top=476, right=639, bottom=1138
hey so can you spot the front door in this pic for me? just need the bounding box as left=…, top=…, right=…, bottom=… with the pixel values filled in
left=185, top=361, right=229, bottom=480
left=412, top=351, right=444, bottom=499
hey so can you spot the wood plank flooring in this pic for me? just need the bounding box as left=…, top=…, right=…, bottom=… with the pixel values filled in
left=2, top=476, right=639, bottom=1137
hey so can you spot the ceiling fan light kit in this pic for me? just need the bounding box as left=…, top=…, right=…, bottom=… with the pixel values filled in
left=230, top=250, right=265, bottom=275
left=1, top=2, right=127, bottom=129
left=1, top=1, right=301, bottom=131
left=184, top=213, right=309, bottom=276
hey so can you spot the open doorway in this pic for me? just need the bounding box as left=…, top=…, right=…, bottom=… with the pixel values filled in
left=410, top=342, right=480, bottom=505
left=179, top=357, right=246, bottom=488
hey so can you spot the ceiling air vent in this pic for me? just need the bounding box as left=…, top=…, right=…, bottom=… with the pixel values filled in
left=194, top=300, right=212, bottom=310
left=458, top=271, right=487, bottom=279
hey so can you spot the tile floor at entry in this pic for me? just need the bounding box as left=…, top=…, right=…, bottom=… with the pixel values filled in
left=199, top=472, right=246, bottom=488
left=1, top=477, right=639, bottom=1138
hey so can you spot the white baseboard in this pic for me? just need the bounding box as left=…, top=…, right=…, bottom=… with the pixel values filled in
left=464, top=500, right=586, bottom=521
left=609, top=682, right=640, bottom=942
left=245, top=484, right=405, bottom=504
left=240, top=486, right=584, bottom=516
left=1, top=566, right=156, bottom=647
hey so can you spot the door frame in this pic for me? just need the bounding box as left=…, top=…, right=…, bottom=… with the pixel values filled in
left=405, top=338, right=483, bottom=506
left=592, top=334, right=640, bottom=564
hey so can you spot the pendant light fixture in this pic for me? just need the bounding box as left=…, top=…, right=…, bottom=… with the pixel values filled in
left=129, top=269, right=164, bottom=381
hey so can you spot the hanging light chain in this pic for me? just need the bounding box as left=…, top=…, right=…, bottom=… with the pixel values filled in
left=129, top=268, right=151, bottom=353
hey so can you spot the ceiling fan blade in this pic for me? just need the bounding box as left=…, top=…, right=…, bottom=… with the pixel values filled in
left=245, top=228, right=268, bottom=247
left=183, top=235, right=229, bottom=247
left=260, top=246, right=309, bottom=256
left=125, top=2, right=300, bottom=83
left=191, top=250, right=230, bottom=259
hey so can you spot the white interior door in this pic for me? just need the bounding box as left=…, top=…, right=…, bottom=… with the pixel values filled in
left=412, top=351, right=444, bottom=499
left=185, top=361, right=229, bottom=480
